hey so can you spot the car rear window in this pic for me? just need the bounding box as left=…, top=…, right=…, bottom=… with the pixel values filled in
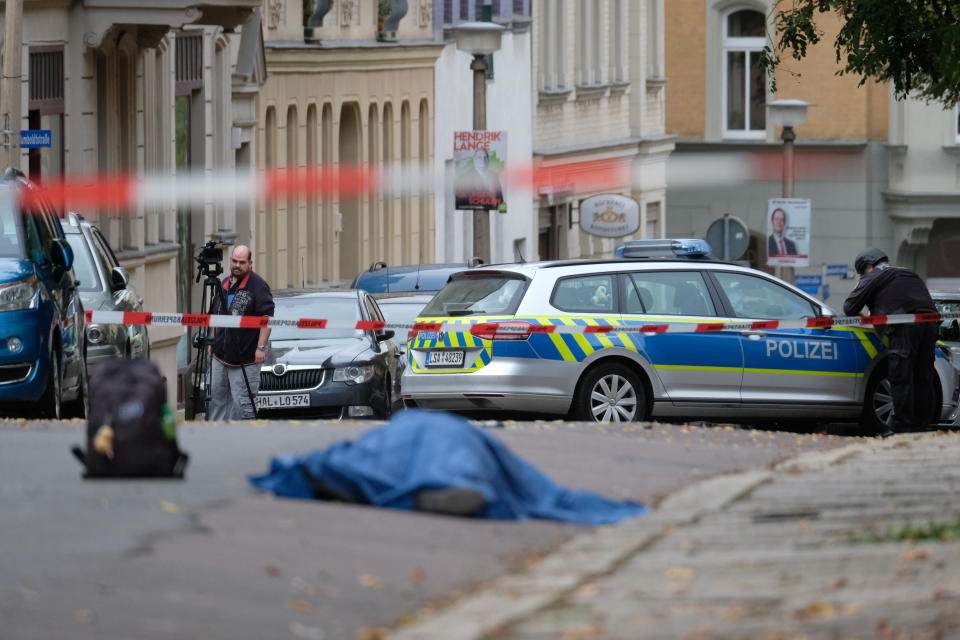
left=271, top=298, right=363, bottom=340
left=420, top=275, right=526, bottom=317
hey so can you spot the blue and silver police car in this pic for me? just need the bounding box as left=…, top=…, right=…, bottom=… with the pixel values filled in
left=402, top=239, right=960, bottom=430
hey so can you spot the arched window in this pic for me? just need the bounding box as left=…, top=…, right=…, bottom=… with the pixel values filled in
left=723, top=9, right=767, bottom=138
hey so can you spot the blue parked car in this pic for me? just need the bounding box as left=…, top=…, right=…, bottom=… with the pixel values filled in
left=350, top=260, right=481, bottom=294
left=0, top=169, right=85, bottom=418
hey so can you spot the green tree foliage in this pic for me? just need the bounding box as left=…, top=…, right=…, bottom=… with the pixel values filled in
left=760, top=0, right=960, bottom=105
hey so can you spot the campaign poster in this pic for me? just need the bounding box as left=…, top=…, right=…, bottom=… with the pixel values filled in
left=766, top=198, right=811, bottom=267
left=453, top=130, right=507, bottom=212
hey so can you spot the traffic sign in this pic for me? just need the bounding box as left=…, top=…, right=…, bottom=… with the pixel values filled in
left=20, top=130, right=52, bottom=149
left=825, top=264, right=848, bottom=277
left=705, top=214, right=749, bottom=261
left=794, top=274, right=822, bottom=295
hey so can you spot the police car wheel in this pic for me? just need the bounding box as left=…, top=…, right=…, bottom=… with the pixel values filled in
left=861, top=370, right=895, bottom=435
left=574, top=363, right=646, bottom=424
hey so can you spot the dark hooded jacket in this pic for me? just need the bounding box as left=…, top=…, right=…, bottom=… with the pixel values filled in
left=843, top=263, right=935, bottom=317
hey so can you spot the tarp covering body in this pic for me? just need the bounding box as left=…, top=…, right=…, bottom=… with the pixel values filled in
left=250, top=410, right=646, bottom=524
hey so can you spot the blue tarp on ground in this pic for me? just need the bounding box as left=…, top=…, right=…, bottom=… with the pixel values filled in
left=249, top=410, right=646, bottom=524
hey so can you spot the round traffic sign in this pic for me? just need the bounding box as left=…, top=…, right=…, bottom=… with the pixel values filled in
left=705, top=214, right=749, bottom=260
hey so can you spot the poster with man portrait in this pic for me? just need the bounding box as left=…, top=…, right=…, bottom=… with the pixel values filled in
left=453, top=130, right=507, bottom=212
left=766, top=198, right=811, bottom=267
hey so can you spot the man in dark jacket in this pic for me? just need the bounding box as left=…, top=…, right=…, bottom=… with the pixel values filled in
left=208, top=245, right=274, bottom=420
left=844, top=248, right=938, bottom=436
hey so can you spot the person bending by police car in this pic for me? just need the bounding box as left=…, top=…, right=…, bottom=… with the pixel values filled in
left=208, top=245, right=274, bottom=420
left=843, top=248, right=938, bottom=437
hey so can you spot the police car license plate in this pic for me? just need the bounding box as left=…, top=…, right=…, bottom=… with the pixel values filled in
left=426, top=351, right=464, bottom=367
left=255, top=393, right=310, bottom=409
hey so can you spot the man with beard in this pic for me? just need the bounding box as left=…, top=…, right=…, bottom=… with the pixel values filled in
left=208, top=245, right=274, bottom=420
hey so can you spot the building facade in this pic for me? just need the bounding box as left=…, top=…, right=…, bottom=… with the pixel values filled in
left=663, top=0, right=890, bottom=301
left=255, top=0, right=441, bottom=288
left=886, top=99, right=960, bottom=288
left=531, top=0, right=674, bottom=261
left=5, top=0, right=263, bottom=408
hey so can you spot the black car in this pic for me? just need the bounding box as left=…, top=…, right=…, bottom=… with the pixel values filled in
left=255, top=289, right=401, bottom=419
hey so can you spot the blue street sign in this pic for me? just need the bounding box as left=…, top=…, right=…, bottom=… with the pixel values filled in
left=821, top=283, right=830, bottom=301
left=825, top=264, right=848, bottom=277
left=20, top=130, right=52, bottom=149
left=795, top=274, right=822, bottom=295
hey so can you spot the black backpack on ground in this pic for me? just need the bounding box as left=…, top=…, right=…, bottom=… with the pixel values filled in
left=72, top=358, right=188, bottom=479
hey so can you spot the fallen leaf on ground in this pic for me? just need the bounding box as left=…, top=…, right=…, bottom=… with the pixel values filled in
left=286, top=598, right=316, bottom=614
left=408, top=568, right=427, bottom=584
left=665, top=567, right=696, bottom=580
left=264, top=565, right=282, bottom=578
left=795, top=600, right=838, bottom=620
left=824, top=577, right=848, bottom=590
left=358, top=574, right=384, bottom=589
left=899, top=548, right=930, bottom=562
left=159, top=501, right=180, bottom=513
left=355, top=627, right=390, bottom=640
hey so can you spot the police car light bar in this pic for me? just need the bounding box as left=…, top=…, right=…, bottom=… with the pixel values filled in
left=615, top=238, right=712, bottom=259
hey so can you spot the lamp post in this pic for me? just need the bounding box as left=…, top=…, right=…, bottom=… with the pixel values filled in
left=452, top=16, right=504, bottom=265
left=766, top=99, right=810, bottom=198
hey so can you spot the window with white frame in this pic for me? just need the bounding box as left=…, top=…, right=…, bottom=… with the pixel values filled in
left=722, top=9, right=767, bottom=138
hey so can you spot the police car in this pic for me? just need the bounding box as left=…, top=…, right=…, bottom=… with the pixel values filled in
left=402, top=239, right=960, bottom=430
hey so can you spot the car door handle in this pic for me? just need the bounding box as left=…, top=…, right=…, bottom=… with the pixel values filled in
left=740, top=330, right=767, bottom=338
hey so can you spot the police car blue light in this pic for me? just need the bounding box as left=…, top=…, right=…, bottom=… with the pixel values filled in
left=615, top=238, right=712, bottom=259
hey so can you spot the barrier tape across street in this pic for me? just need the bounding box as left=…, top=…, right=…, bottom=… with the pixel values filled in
left=85, top=309, right=960, bottom=337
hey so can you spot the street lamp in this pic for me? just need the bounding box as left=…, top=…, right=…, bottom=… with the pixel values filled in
left=452, top=17, right=504, bottom=265
left=767, top=99, right=810, bottom=198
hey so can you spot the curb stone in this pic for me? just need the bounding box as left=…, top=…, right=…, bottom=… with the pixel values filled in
left=390, top=437, right=896, bottom=640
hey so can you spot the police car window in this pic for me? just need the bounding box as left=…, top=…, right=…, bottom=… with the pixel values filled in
left=714, top=272, right=817, bottom=319
left=623, top=271, right=716, bottom=317
left=421, top=276, right=525, bottom=317
left=552, top=274, right=616, bottom=313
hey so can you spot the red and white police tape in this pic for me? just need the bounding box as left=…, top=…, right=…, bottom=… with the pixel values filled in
left=85, top=309, right=960, bottom=338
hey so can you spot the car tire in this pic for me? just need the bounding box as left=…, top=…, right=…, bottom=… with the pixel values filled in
left=573, top=363, right=646, bottom=424
left=62, top=357, right=89, bottom=419
left=861, top=368, right=893, bottom=435
left=39, top=354, right=62, bottom=420
left=376, top=377, right=393, bottom=419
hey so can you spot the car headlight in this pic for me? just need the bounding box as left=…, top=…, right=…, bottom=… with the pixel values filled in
left=333, top=364, right=375, bottom=385
left=0, top=276, right=39, bottom=312
left=87, top=324, right=105, bottom=345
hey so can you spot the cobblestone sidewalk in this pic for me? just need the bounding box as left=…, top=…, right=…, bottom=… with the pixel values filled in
left=394, top=433, right=960, bottom=640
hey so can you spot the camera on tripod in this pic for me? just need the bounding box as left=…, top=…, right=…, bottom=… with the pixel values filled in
left=194, top=239, right=233, bottom=281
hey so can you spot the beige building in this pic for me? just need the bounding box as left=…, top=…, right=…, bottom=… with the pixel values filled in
left=255, top=0, right=441, bottom=288
left=3, top=0, right=264, bottom=408
left=532, top=0, right=673, bottom=260
left=663, top=0, right=892, bottom=300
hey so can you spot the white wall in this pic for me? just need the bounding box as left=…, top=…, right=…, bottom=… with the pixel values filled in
left=433, top=28, right=535, bottom=264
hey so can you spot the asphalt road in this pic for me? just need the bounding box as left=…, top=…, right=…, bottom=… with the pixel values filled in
left=0, top=417, right=856, bottom=640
